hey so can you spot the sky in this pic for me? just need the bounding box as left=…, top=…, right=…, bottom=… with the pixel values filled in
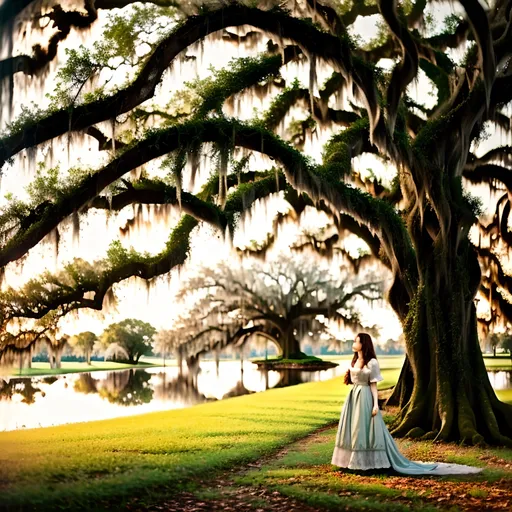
left=0, top=0, right=510, bottom=347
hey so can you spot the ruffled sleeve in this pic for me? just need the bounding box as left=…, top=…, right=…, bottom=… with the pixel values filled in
left=369, top=358, right=383, bottom=383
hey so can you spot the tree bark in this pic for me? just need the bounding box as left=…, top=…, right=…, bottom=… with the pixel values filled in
left=55, top=350, right=62, bottom=369
left=281, top=329, right=302, bottom=359
left=388, top=244, right=512, bottom=446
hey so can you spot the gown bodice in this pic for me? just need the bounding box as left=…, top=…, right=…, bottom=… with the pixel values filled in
left=350, top=358, right=382, bottom=386
left=350, top=366, right=371, bottom=386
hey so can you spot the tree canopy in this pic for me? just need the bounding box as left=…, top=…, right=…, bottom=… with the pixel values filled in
left=99, top=318, right=156, bottom=364
left=69, top=331, right=97, bottom=364
left=169, top=255, right=382, bottom=360
left=0, top=0, right=512, bottom=444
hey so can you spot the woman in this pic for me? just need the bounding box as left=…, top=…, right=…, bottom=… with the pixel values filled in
left=331, top=333, right=482, bottom=475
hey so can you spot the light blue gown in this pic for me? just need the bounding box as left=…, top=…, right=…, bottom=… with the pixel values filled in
left=331, top=358, right=439, bottom=475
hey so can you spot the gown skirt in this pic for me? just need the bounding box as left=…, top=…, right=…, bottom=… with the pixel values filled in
left=331, top=381, right=438, bottom=474
left=331, top=359, right=483, bottom=476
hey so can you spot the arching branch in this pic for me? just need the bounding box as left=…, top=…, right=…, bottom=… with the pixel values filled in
left=464, top=163, right=512, bottom=190
left=378, top=0, right=419, bottom=135
left=0, top=119, right=411, bottom=281
left=459, top=0, right=495, bottom=107
left=0, top=170, right=283, bottom=327
left=89, top=179, right=227, bottom=230
left=0, top=2, right=98, bottom=80
left=0, top=3, right=384, bottom=168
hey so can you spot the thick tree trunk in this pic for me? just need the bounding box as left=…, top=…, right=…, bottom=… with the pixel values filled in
left=281, top=329, right=302, bottom=359
left=177, top=346, right=184, bottom=372
left=388, top=247, right=512, bottom=446
left=55, top=350, right=62, bottom=369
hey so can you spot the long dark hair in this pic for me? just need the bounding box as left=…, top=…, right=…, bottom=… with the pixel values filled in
left=344, top=333, right=378, bottom=385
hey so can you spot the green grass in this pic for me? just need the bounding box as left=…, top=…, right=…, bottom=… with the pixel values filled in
left=1, top=361, right=511, bottom=511
left=495, top=388, right=512, bottom=404
left=482, top=356, right=512, bottom=369
left=3, top=361, right=161, bottom=377
left=250, top=354, right=327, bottom=365
left=233, top=422, right=512, bottom=512
left=0, top=370, right=400, bottom=510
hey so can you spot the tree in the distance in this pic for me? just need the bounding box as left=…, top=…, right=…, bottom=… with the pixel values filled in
left=154, top=329, right=182, bottom=367
left=69, top=331, right=97, bottom=365
left=99, top=319, right=155, bottom=364
left=489, top=333, right=502, bottom=358
left=502, top=335, right=512, bottom=359
left=171, top=256, right=382, bottom=362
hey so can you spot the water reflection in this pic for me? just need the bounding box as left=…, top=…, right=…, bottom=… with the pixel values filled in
left=0, top=360, right=335, bottom=431
left=487, top=370, right=512, bottom=390
left=0, top=378, right=44, bottom=404
left=2, top=363, right=509, bottom=432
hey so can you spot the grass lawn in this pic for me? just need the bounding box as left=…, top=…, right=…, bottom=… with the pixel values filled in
left=0, top=368, right=399, bottom=511
left=0, top=366, right=511, bottom=511
left=228, top=425, right=512, bottom=512
left=3, top=360, right=161, bottom=378
left=482, top=356, right=512, bottom=369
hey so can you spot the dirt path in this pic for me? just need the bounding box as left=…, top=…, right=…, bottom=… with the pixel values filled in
left=126, top=423, right=512, bottom=512
left=127, top=423, right=337, bottom=512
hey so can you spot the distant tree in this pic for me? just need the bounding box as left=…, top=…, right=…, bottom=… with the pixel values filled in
left=489, top=333, right=501, bottom=357
left=500, top=334, right=512, bottom=359
left=45, top=335, right=68, bottom=369
left=173, top=256, right=381, bottom=362
left=99, top=319, right=156, bottom=364
left=154, top=329, right=180, bottom=367
left=103, top=342, right=130, bottom=362
left=69, top=331, right=97, bottom=365
left=381, top=338, right=404, bottom=355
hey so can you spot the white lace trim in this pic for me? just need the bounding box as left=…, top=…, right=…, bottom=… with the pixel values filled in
left=331, top=447, right=391, bottom=470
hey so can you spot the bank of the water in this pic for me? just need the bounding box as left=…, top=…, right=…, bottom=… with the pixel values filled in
left=6, top=354, right=510, bottom=378
left=2, top=354, right=407, bottom=378
left=482, top=356, right=512, bottom=370
left=1, top=367, right=511, bottom=511
left=3, top=360, right=163, bottom=378
left=0, top=369, right=399, bottom=510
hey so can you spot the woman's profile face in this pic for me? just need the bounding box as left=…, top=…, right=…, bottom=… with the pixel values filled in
left=352, top=336, right=362, bottom=352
